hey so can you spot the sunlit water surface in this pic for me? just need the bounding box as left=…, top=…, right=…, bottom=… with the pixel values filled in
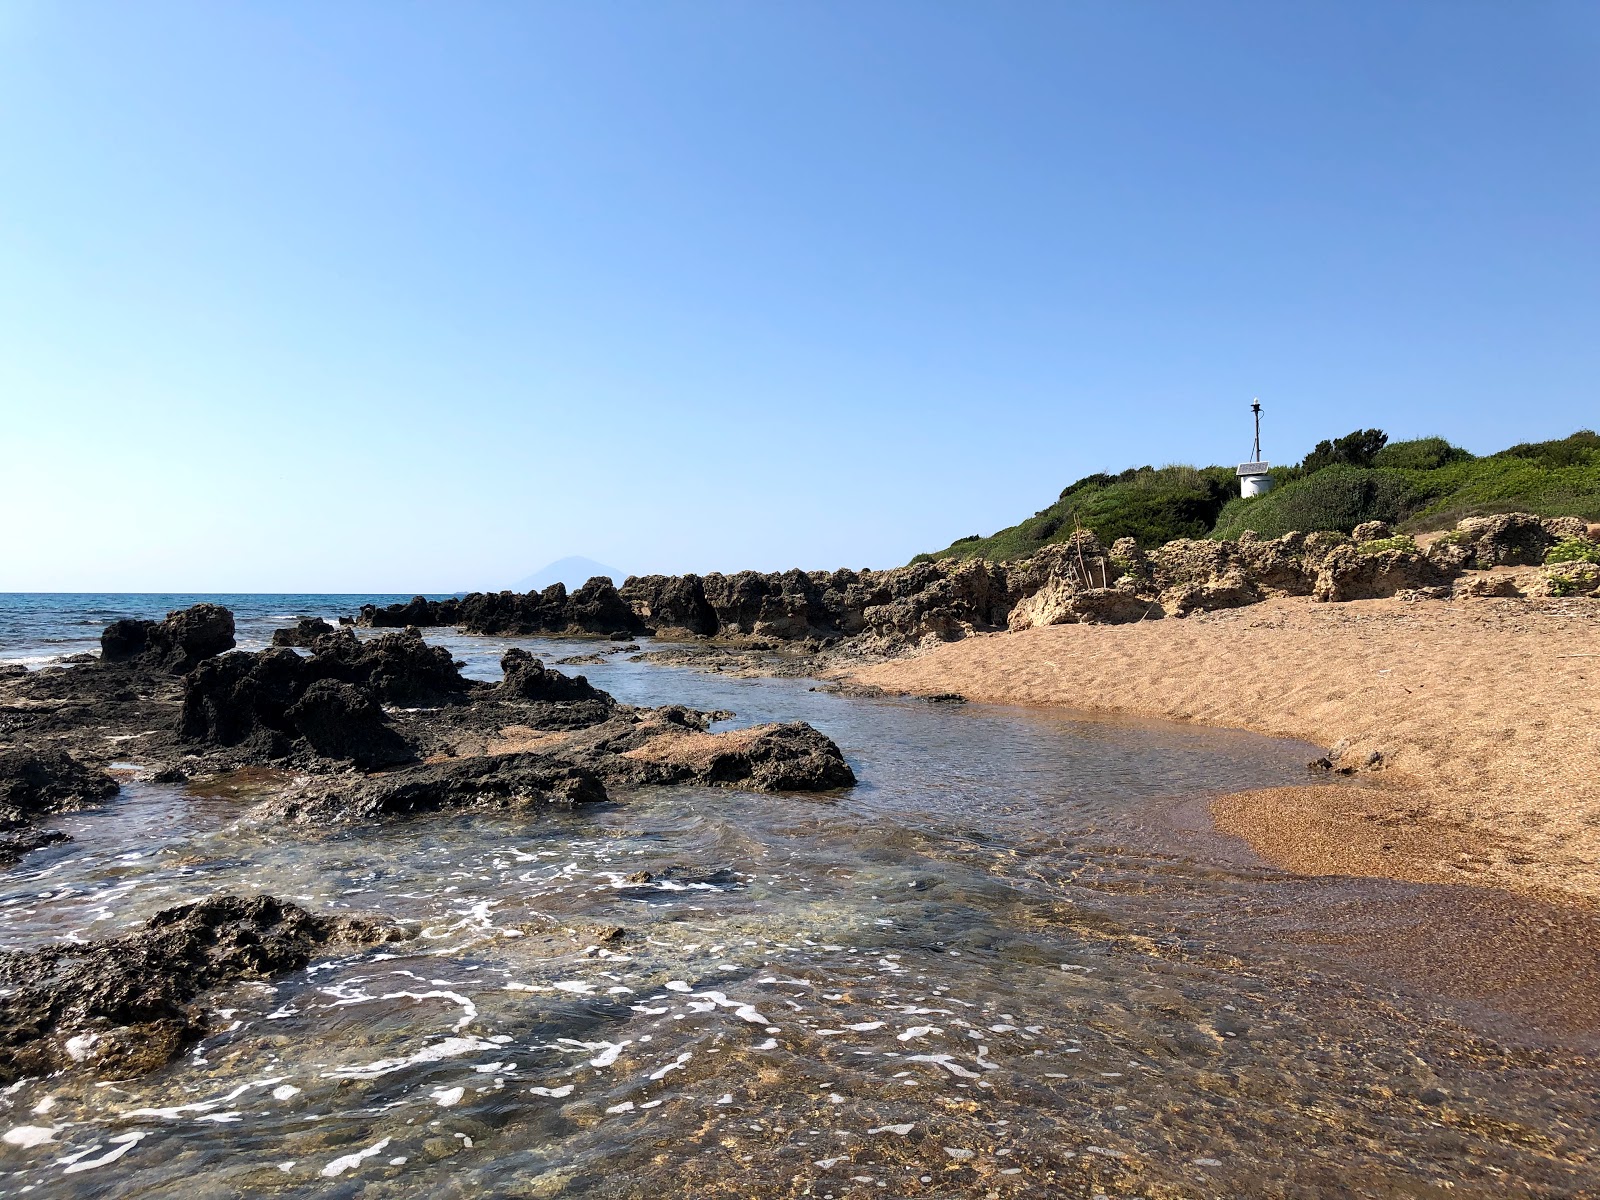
left=2, top=620, right=1597, bottom=1198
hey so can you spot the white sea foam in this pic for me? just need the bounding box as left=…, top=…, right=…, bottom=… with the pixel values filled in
left=59, top=1133, right=145, bottom=1174
left=320, top=1137, right=392, bottom=1178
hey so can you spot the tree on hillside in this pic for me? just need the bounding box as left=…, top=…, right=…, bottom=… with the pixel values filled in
left=1301, top=428, right=1388, bottom=473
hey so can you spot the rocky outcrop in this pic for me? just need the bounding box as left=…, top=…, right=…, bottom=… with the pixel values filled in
left=306, top=627, right=473, bottom=707
left=582, top=716, right=857, bottom=792
left=1312, top=543, right=1450, bottom=603
left=618, top=574, right=719, bottom=636
left=270, top=616, right=336, bottom=647
left=359, top=580, right=647, bottom=637
left=1008, top=581, right=1154, bottom=628
left=265, top=753, right=609, bottom=826
left=1452, top=514, right=1587, bottom=568
left=0, top=749, right=120, bottom=829
left=494, top=647, right=606, bottom=703
left=99, top=603, right=235, bottom=672
left=0, top=895, right=400, bottom=1082
left=178, top=639, right=436, bottom=768
left=1352, top=520, right=1393, bottom=543
left=283, top=679, right=416, bottom=767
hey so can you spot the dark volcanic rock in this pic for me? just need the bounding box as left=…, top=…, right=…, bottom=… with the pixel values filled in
left=0, top=894, right=401, bottom=1082
left=307, top=627, right=474, bottom=707
left=358, top=581, right=649, bottom=638
left=494, top=648, right=606, bottom=704
left=359, top=595, right=452, bottom=628
left=271, top=617, right=337, bottom=647
left=0, top=829, right=72, bottom=867
left=566, top=715, right=857, bottom=793
left=266, top=753, right=609, bottom=826
left=179, top=648, right=310, bottom=754
left=0, top=749, right=120, bottom=829
left=179, top=643, right=424, bottom=767
left=619, top=574, right=719, bottom=636
left=284, top=679, right=415, bottom=768
left=100, top=604, right=236, bottom=672
left=99, top=618, right=152, bottom=663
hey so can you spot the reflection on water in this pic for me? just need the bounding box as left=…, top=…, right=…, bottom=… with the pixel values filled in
left=2, top=632, right=1596, bottom=1198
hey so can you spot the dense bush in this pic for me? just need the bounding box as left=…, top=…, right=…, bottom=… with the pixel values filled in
left=1212, top=466, right=1416, bottom=540
left=1547, top=538, right=1600, bottom=565
left=916, top=429, right=1600, bottom=562
left=1372, top=436, right=1474, bottom=471
left=920, top=465, right=1238, bottom=562
left=1401, top=455, right=1600, bottom=529
left=1498, top=430, right=1600, bottom=470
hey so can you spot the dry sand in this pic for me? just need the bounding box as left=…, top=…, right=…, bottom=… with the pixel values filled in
left=848, top=596, right=1600, bottom=903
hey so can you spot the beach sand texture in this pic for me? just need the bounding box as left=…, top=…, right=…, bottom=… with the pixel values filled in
left=849, top=596, right=1600, bottom=902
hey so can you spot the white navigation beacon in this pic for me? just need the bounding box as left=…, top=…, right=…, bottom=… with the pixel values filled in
left=1236, top=399, right=1272, bottom=498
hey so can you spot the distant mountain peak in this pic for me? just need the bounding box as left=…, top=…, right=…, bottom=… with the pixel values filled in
left=511, top=556, right=623, bottom=593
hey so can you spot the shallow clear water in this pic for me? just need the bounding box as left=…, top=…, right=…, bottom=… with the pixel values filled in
left=1, top=617, right=1597, bottom=1198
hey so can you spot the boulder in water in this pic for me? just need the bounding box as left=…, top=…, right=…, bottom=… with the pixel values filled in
left=0, top=749, right=120, bottom=829
left=0, top=894, right=401, bottom=1082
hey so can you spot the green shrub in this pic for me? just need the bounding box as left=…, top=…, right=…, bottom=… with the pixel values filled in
left=915, top=430, right=1600, bottom=565
left=1211, top=466, right=1415, bottom=539
left=1373, top=437, right=1474, bottom=471
left=1401, top=453, right=1600, bottom=529
left=1498, top=430, right=1600, bottom=470
left=1546, top=571, right=1596, bottom=598
left=921, top=465, right=1238, bottom=561
left=1357, top=535, right=1420, bottom=556
left=1546, top=538, right=1600, bottom=565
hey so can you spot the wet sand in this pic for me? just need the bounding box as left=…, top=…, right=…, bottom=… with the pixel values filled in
left=847, top=595, right=1600, bottom=903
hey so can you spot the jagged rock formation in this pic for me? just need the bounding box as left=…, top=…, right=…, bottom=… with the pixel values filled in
left=270, top=616, right=336, bottom=647
left=358, top=578, right=644, bottom=637
left=99, top=603, right=236, bottom=672
left=177, top=629, right=471, bottom=768
left=0, top=749, right=119, bottom=829
left=1452, top=514, right=1590, bottom=568
left=0, top=895, right=401, bottom=1082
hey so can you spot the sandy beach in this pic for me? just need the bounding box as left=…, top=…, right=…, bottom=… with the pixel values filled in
left=848, top=595, right=1600, bottom=903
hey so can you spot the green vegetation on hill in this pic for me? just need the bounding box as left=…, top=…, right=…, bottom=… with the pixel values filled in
left=913, top=465, right=1238, bottom=563
left=917, top=430, right=1600, bottom=562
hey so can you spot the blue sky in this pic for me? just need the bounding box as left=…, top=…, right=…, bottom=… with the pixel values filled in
left=2, top=2, right=1595, bottom=591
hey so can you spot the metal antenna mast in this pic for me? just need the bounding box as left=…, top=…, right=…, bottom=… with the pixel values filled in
left=1250, top=398, right=1262, bottom=461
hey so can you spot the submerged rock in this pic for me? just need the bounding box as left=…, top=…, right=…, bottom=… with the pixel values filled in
left=586, top=717, right=858, bottom=792
left=0, top=749, right=120, bottom=829
left=266, top=752, right=609, bottom=826
left=0, top=828, right=72, bottom=868
left=0, top=895, right=401, bottom=1083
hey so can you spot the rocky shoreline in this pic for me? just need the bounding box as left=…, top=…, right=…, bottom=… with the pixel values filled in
left=358, top=512, right=1600, bottom=662
left=2, top=510, right=1595, bottom=1085
left=0, top=606, right=856, bottom=1083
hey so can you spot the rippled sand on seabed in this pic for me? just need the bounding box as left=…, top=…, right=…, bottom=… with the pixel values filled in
left=2, top=633, right=1597, bottom=1198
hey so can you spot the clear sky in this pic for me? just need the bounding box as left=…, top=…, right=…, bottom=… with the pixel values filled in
left=2, top=2, right=1595, bottom=591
